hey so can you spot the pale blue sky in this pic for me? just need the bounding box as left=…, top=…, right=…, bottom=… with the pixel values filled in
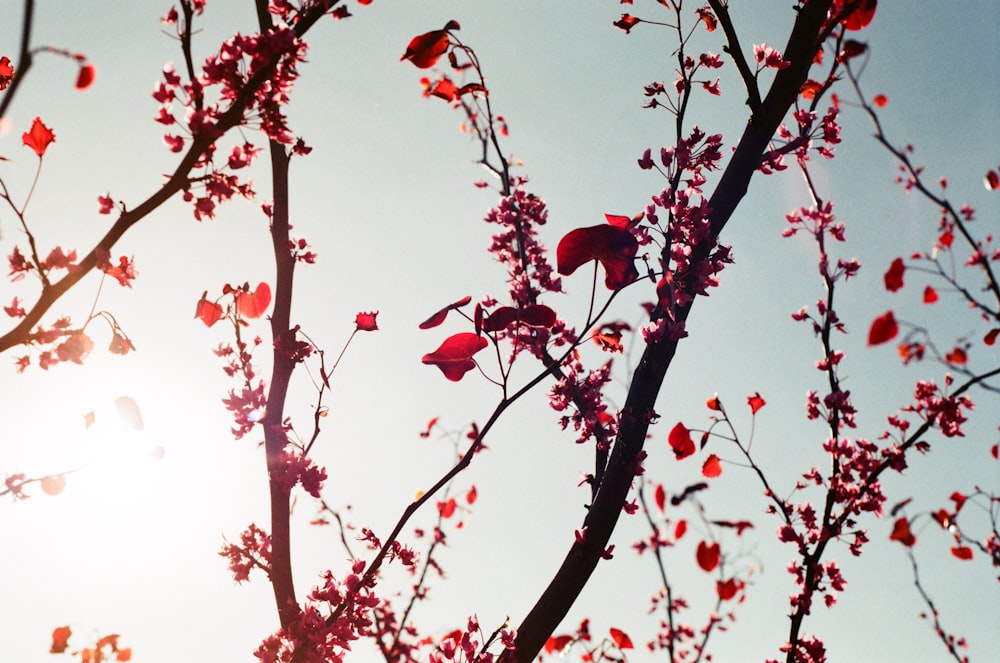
left=1, top=2, right=998, bottom=662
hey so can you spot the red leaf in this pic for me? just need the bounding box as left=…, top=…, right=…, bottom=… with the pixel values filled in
left=883, top=257, right=905, bottom=291
left=609, top=628, right=633, bottom=650
left=557, top=224, right=638, bottom=290
left=945, top=347, right=968, bottom=365
left=867, top=310, right=898, bottom=346
left=50, top=626, right=72, bottom=653
left=668, top=422, right=696, bottom=460
left=702, top=453, right=722, bottom=478
left=706, top=394, right=722, bottom=411
left=544, top=635, right=573, bottom=654
left=75, top=64, right=96, bottom=89
left=696, top=540, right=721, bottom=572
left=401, top=28, right=451, bottom=69
left=950, top=545, right=973, bottom=560
left=465, top=484, right=477, bottom=504
left=613, top=14, right=641, bottom=33
left=991, top=443, right=998, bottom=459
left=800, top=79, right=823, bottom=100
left=22, top=116, right=56, bottom=156
left=438, top=497, right=457, bottom=518
left=604, top=213, right=632, bottom=228
left=873, top=93, right=888, bottom=107
left=674, top=519, right=687, bottom=540
left=747, top=392, right=766, bottom=414
left=716, top=578, right=740, bottom=600
left=836, top=0, right=877, bottom=30
left=195, top=292, right=224, bottom=327
left=235, top=282, right=271, bottom=319
left=421, top=332, right=488, bottom=381
left=355, top=310, right=379, bottom=331
left=986, top=170, right=1000, bottom=191
left=482, top=304, right=556, bottom=332
left=922, top=285, right=938, bottom=304
left=418, top=295, right=472, bottom=329
left=889, top=517, right=916, bottom=546
left=654, top=483, right=666, bottom=512
left=430, top=77, right=458, bottom=101
left=985, top=328, right=1000, bottom=346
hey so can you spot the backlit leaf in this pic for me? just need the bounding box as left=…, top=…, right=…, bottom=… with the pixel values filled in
left=22, top=117, right=55, bottom=156
left=422, top=332, right=488, bottom=381
left=883, top=257, right=904, bottom=291
left=609, top=627, right=633, bottom=650
left=235, top=282, right=271, bottom=319
left=696, top=540, right=721, bottom=572
left=401, top=27, right=452, bottom=69
left=867, top=310, right=898, bottom=346
left=557, top=224, right=638, bottom=290
left=419, top=295, right=472, bottom=329
left=702, top=453, right=722, bottom=478
left=668, top=422, right=695, bottom=460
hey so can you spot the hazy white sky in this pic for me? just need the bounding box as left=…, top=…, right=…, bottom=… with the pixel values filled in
left=1, top=2, right=998, bottom=662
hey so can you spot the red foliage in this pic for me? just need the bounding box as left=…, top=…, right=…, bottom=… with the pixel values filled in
left=867, top=310, right=898, bottom=346
left=76, top=64, right=96, bottom=89
left=22, top=117, right=56, bottom=156
left=883, top=257, right=905, bottom=291
left=889, top=517, right=916, bottom=547
left=401, top=23, right=459, bottom=69
left=421, top=332, right=488, bottom=381
left=702, top=453, right=722, bottom=478
left=234, top=282, right=271, bottom=319
left=556, top=224, right=639, bottom=290
left=668, top=422, right=695, bottom=460
left=696, top=540, right=721, bottom=572
left=418, top=295, right=472, bottom=329
left=609, top=627, right=634, bottom=650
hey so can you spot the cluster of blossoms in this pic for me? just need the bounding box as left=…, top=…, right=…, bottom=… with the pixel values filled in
left=254, top=560, right=380, bottom=663
left=549, top=360, right=615, bottom=448
left=760, top=106, right=842, bottom=173
left=637, top=127, right=733, bottom=342
left=219, top=522, right=272, bottom=583
left=155, top=6, right=317, bottom=221
left=427, top=615, right=516, bottom=663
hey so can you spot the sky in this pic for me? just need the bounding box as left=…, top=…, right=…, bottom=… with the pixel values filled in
left=1, top=1, right=998, bottom=662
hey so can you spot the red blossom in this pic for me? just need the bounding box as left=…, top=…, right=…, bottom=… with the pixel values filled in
left=747, top=392, right=766, bottom=414
left=22, top=117, right=56, bottom=156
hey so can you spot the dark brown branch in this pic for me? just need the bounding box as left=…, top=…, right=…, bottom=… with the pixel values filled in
left=510, top=2, right=835, bottom=659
